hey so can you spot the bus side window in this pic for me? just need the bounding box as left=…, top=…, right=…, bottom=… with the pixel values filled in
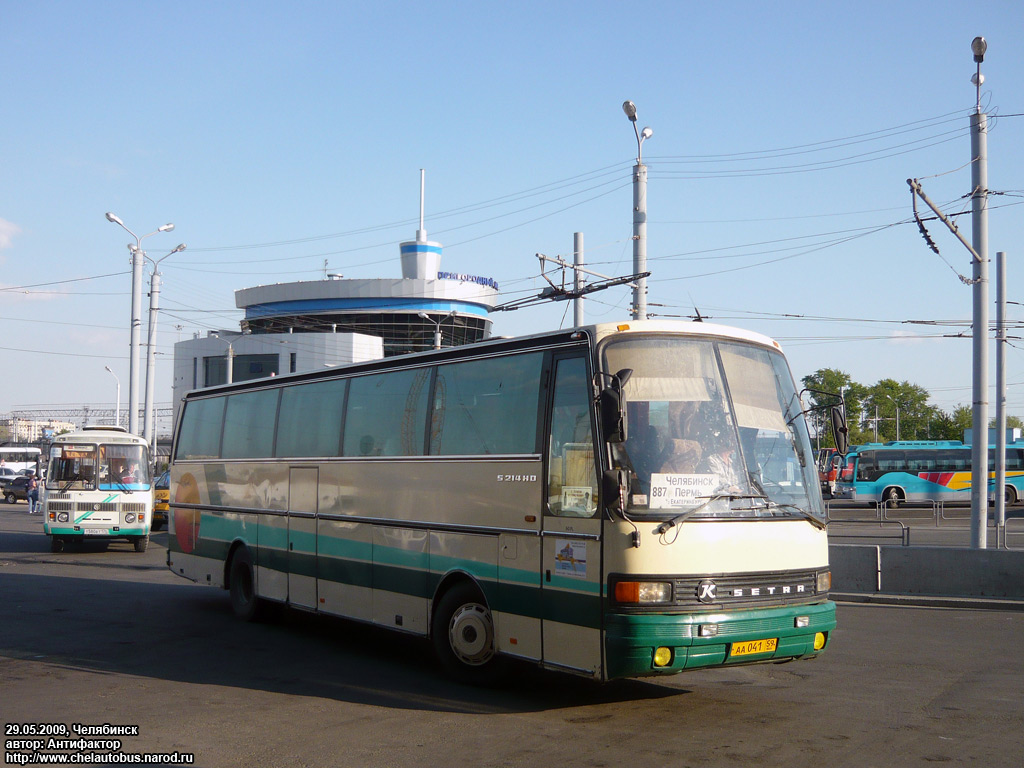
left=546, top=357, right=597, bottom=517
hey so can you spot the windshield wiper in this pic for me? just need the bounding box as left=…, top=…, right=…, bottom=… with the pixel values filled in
left=656, top=490, right=826, bottom=533
left=765, top=501, right=826, bottom=530
left=655, top=493, right=768, bottom=534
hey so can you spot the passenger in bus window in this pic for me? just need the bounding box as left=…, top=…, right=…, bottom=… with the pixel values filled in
left=705, top=432, right=742, bottom=493
left=658, top=401, right=703, bottom=474
left=122, top=461, right=140, bottom=483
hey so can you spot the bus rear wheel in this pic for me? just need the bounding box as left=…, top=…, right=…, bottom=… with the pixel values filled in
left=431, top=582, right=503, bottom=684
left=229, top=547, right=262, bottom=622
left=1005, top=486, right=1018, bottom=506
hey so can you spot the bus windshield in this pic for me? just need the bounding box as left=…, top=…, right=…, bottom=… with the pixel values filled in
left=47, top=443, right=150, bottom=491
left=603, top=336, right=823, bottom=522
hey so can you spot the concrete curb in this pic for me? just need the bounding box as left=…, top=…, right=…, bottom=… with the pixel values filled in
left=832, top=592, right=1024, bottom=611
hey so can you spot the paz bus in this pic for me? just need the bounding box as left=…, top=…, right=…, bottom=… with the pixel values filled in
left=0, top=446, right=42, bottom=474
left=833, top=439, right=1024, bottom=507
left=167, top=320, right=839, bottom=682
left=42, top=426, right=153, bottom=553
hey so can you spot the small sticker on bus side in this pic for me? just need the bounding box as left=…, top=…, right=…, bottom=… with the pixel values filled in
left=554, top=540, right=587, bottom=579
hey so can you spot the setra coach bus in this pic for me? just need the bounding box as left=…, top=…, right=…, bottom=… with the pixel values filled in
left=167, top=320, right=842, bottom=682
left=42, top=426, right=153, bottom=553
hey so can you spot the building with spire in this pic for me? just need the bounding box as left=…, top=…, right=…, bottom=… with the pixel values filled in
left=171, top=173, right=500, bottom=419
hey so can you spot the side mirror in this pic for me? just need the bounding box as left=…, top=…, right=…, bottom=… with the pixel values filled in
left=830, top=406, right=849, bottom=455
left=598, top=368, right=632, bottom=444
left=600, top=388, right=627, bottom=443
left=602, top=468, right=628, bottom=511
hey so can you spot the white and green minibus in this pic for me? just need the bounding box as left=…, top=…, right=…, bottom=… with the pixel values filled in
left=43, top=426, right=153, bottom=553
left=168, top=320, right=837, bottom=682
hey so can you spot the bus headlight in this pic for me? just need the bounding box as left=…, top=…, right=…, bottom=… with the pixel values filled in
left=125, top=513, right=136, bottom=524
left=57, top=513, right=69, bottom=523
left=817, top=571, right=831, bottom=593
left=614, top=581, right=672, bottom=604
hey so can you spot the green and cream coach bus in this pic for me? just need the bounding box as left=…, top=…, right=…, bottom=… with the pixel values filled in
left=167, top=320, right=838, bottom=682
left=43, top=426, right=153, bottom=553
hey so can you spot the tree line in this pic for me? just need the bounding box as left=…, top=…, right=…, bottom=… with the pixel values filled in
left=800, top=368, right=1022, bottom=448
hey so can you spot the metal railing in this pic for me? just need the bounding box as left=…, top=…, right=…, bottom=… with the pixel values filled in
left=825, top=518, right=910, bottom=546
left=826, top=498, right=1022, bottom=549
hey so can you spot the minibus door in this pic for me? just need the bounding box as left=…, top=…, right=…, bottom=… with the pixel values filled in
left=288, top=467, right=318, bottom=609
left=540, top=354, right=603, bottom=677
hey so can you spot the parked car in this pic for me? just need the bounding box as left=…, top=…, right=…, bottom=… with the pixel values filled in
left=152, top=470, right=170, bottom=530
left=2, top=475, right=32, bottom=503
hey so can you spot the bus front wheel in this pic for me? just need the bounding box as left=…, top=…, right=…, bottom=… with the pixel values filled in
left=1005, top=486, right=1018, bottom=506
left=229, top=547, right=262, bottom=622
left=50, top=536, right=64, bottom=553
left=431, top=582, right=503, bottom=684
left=132, top=535, right=149, bottom=553
left=882, top=487, right=902, bottom=508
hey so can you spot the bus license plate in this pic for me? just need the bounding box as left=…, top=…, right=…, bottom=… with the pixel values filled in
left=730, top=638, right=778, bottom=657
left=82, top=529, right=105, bottom=536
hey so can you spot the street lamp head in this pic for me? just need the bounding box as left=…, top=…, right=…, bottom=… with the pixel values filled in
left=104, top=365, right=112, bottom=374
left=971, top=36, right=987, bottom=63
left=640, top=126, right=653, bottom=141
left=622, top=100, right=638, bottom=122
left=172, top=243, right=187, bottom=254
left=418, top=312, right=429, bottom=320
left=105, top=212, right=123, bottom=226
left=158, top=223, right=175, bottom=233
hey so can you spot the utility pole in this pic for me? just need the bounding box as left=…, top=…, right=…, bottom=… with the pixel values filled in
left=995, top=250, right=1007, bottom=528
left=573, top=232, right=584, bottom=327
left=907, top=38, right=991, bottom=549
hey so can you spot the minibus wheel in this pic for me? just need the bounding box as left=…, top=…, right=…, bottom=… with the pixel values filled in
left=431, top=582, right=504, bottom=684
left=50, top=536, right=64, bottom=553
left=133, top=535, right=149, bottom=553
left=229, top=547, right=262, bottom=622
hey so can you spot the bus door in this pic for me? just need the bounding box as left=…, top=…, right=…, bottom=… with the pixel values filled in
left=541, top=354, right=603, bottom=676
left=288, top=467, right=318, bottom=609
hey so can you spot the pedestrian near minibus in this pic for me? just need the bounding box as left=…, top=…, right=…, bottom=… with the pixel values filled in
left=26, top=471, right=40, bottom=514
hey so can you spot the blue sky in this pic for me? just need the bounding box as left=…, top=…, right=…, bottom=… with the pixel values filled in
left=3, top=1, right=1024, bottom=429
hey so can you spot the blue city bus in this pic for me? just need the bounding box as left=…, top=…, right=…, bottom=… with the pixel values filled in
left=833, top=439, right=1024, bottom=506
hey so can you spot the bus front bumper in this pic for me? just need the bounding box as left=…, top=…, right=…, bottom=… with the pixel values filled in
left=604, top=600, right=836, bottom=680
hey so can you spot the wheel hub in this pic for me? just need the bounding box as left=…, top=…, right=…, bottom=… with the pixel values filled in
left=448, top=603, right=494, bottom=666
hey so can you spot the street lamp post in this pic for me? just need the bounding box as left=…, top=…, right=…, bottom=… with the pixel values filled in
left=622, top=100, right=652, bottom=321
left=418, top=311, right=456, bottom=350
left=886, top=395, right=901, bottom=441
left=969, top=36, right=990, bottom=549
left=105, top=213, right=175, bottom=435
left=143, top=243, right=186, bottom=447
left=209, top=331, right=247, bottom=384
left=104, top=366, right=121, bottom=428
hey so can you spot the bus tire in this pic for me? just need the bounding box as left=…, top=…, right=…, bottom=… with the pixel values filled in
left=50, top=536, right=64, bottom=553
left=1005, top=486, right=1018, bottom=506
left=882, top=487, right=901, bottom=508
left=431, top=582, right=504, bottom=684
left=132, top=535, right=149, bottom=553
left=229, top=547, right=262, bottom=622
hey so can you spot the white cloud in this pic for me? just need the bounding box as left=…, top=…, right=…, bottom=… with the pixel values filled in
left=0, top=218, right=20, bottom=249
